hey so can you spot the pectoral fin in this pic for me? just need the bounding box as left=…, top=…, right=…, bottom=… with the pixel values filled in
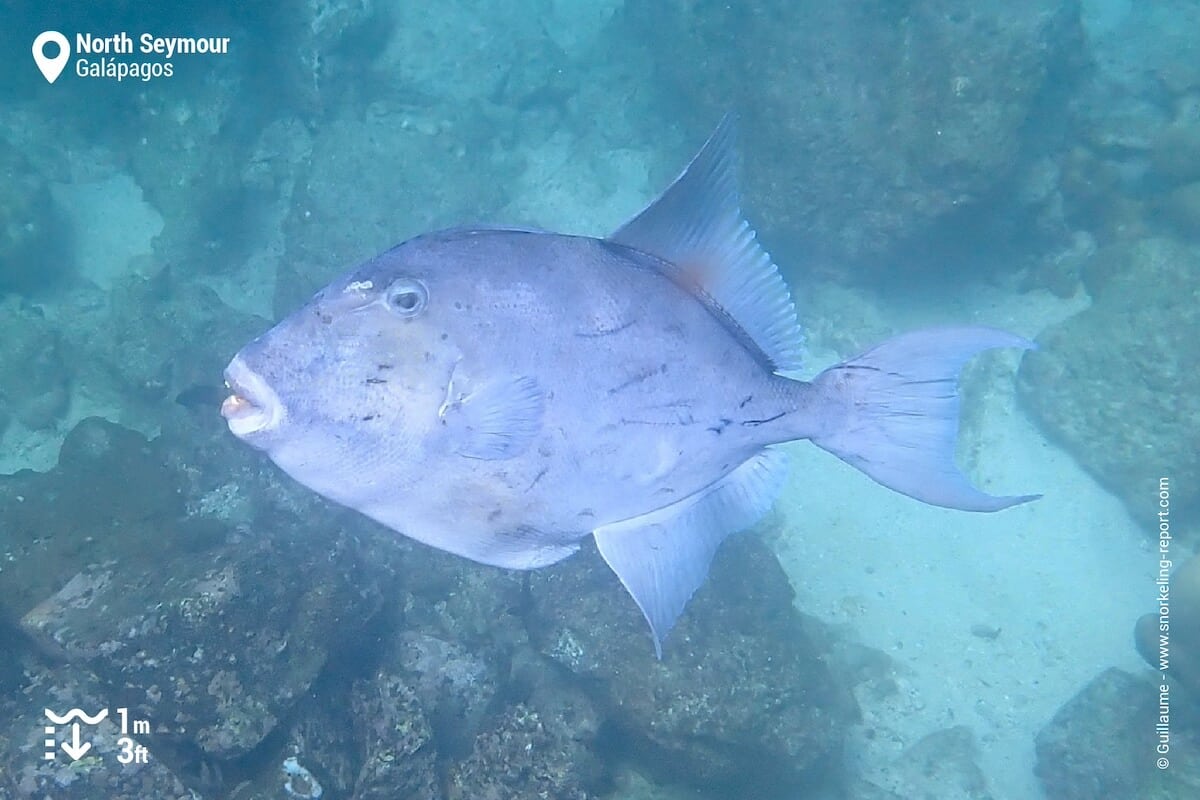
left=440, top=374, right=545, bottom=460
left=592, top=447, right=789, bottom=658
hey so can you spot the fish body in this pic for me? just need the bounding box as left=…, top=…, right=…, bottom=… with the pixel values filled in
left=223, top=116, right=1038, bottom=655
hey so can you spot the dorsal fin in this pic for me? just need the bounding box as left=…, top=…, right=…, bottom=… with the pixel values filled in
left=608, top=113, right=803, bottom=372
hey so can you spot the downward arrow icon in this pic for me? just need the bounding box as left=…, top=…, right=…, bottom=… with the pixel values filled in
left=60, top=723, right=91, bottom=760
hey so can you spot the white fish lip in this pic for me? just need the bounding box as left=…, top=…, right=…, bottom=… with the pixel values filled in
left=221, top=356, right=284, bottom=437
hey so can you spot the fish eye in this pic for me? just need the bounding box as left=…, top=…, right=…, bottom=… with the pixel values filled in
left=385, top=278, right=428, bottom=317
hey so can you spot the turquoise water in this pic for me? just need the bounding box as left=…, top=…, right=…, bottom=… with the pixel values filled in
left=1, top=1, right=1196, bottom=798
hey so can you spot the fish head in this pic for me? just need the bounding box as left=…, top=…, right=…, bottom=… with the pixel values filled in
left=221, top=243, right=464, bottom=487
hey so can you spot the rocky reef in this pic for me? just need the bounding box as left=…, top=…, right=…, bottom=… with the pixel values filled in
left=1010, top=0, right=1200, bottom=533
left=1018, top=236, right=1200, bottom=534
left=0, top=135, right=72, bottom=295
left=1035, top=668, right=1200, bottom=799
left=1058, top=0, right=1200, bottom=250
left=0, top=415, right=856, bottom=799
left=627, top=0, right=1085, bottom=276
left=528, top=536, right=852, bottom=795
left=0, top=297, right=70, bottom=435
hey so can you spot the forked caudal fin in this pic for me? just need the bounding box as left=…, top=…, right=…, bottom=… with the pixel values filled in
left=809, top=326, right=1041, bottom=512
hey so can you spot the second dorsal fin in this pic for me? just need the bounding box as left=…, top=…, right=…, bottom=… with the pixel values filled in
left=608, top=114, right=803, bottom=372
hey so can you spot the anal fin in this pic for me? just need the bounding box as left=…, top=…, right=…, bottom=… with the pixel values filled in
left=593, top=447, right=789, bottom=658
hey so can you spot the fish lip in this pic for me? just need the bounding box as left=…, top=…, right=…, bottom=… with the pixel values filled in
left=221, top=356, right=284, bottom=437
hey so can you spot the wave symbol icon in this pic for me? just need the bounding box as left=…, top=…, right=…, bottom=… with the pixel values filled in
left=44, top=708, right=109, bottom=725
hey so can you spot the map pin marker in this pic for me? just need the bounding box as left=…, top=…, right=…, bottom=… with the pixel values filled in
left=32, top=31, right=70, bottom=84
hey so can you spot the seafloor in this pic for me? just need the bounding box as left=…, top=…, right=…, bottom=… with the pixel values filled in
left=0, top=1, right=1197, bottom=799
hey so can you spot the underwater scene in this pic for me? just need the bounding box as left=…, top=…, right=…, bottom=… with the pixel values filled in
left=0, top=0, right=1196, bottom=798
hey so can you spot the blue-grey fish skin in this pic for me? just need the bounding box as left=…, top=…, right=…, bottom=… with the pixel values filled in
left=222, top=115, right=1038, bottom=655
left=227, top=228, right=813, bottom=568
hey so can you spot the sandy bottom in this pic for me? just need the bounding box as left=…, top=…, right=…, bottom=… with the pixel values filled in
left=772, top=284, right=1169, bottom=799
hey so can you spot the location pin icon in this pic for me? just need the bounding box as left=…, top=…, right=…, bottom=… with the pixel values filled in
left=32, top=31, right=70, bottom=84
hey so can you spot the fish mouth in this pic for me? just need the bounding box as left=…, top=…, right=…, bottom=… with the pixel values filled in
left=221, top=356, right=284, bottom=437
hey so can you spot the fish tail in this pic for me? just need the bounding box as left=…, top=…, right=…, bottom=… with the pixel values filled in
left=806, top=326, right=1040, bottom=512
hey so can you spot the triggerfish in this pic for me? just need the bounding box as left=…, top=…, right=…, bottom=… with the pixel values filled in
left=222, top=115, right=1039, bottom=656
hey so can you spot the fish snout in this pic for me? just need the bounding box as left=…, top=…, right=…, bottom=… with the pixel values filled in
left=221, top=355, right=285, bottom=437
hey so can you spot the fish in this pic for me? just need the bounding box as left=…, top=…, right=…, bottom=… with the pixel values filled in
left=176, top=382, right=227, bottom=410
left=221, top=115, right=1039, bottom=657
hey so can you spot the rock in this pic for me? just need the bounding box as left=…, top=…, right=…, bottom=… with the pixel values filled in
left=1062, top=1, right=1200, bottom=244
left=0, top=418, right=180, bottom=625
left=225, top=571, right=601, bottom=800
left=1150, top=120, right=1200, bottom=186
left=1161, top=181, right=1200, bottom=238
left=0, top=297, right=70, bottom=430
left=215, top=646, right=436, bottom=800
left=845, top=726, right=995, bottom=799
left=67, top=269, right=268, bottom=408
left=0, top=135, right=72, bottom=294
left=630, top=0, right=1083, bottom=272
left=0, top=647, right=192, bottom=800
left=875, top=726, right=993, bottom=799
left=224, top=521, right=849, bottom=800
left=270, top=674, right=363, bottom=800
left=18, top=533, right=378, bottom=763
left=1020, top=229, right=1097, bottom=299
left=446, top=700, right=598, bottom=800
left=527, top=534, right=857, bottom=795
left=3, top=417, right=388, bottom=778
left=1018, top=237, right=1200, bottom=534
left=349, top=668, right=441, bottom=800
left=803, top=281, right=893, bottom=358
left=384, top=631, right=500, bottom=757
left=114, top=28, right=256, bottom=280
left=1035, top=668, right=1200, bottom=799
